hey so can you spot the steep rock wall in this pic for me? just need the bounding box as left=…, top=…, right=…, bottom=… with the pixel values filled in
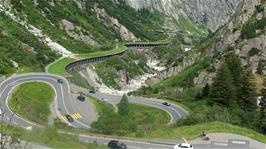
left=122, top=0, right=241, bottom=30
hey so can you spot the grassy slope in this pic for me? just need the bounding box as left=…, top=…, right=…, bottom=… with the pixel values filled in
left=2, top=124, right=107, bottom=149
left=77, top=44, right=127, bottom=58
left=0, top=12, right=58, bottom=75
left=9, top=82, right=54, bottom=124
left=83, top=97, right=266, bottom=143
left=11, top=0, right=115, bottom=54
left=148, top=121, right=266, bottom=143
left=47, top=57, right=74, bottom=77
left=178, top=16, right=207, bottom=36
left=90, top=97, right=170, bottom=137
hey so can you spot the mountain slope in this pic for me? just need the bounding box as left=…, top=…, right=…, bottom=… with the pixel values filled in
left=0, top=0, right=169, bottom=75
left=0, top=11, right=58, bottom=75
left=131, top=0, right=266, bottom=135
left=123, top=0, right=241, bottom=31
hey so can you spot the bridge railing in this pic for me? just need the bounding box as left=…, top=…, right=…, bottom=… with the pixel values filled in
left=65, top=50, right=126, bottom=72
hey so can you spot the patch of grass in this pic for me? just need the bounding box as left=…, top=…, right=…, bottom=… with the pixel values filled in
left=48, top=57, right=74, bottom=77
left=178, top=16, right=207, bottom=36
left=90, top=97, right=170, bottom=137
left=69, top=71, right=92, bottom=89
left=77, top=44, right=127, bottom=59
left=148, top=121, right=266, bottom=143
left=9, top=82, right=54, bottom=124
left=1, top=124, right=107, bottom=149
left=16, top=66, right=35, bottom=74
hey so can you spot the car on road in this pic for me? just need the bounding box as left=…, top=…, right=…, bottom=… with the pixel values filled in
left=173, top=143, right=193, bottom=149
left=57, top=79, right=64, bottom=84
left=108, top=140, right=127, bottom=149
left=65, top=115, right=74, bottom=122
left=77, top=95, right=85, bottom=102
left=101, top=98, right=108, bottom=102
left=89, top=90, right=96, bottom=94
left=162, top=102, right=171, bottom=106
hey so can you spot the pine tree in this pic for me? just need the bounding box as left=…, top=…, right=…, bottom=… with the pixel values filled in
left=202, top=83, right=210, bottom=98
left=259, top=81, right=266, bottom=134
left=257, top=59, right=264, bottom=75
left=225, top=53, right=242, bottom=87
left=118, top=94, right=129, bottom=116
left=209, top=63, right=235, bottom=106
left=238, top=71, right=257, bottom=112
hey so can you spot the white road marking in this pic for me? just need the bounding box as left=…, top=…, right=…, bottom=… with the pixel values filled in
left=213, top=142, right=228, bottom=146
left=232, top=140, right=246, bottom=144
left=60, top=84, right=89, bottom=128
left=127, top=146, right=141, bottom=149
left=0, top=75, right=69, bottom=127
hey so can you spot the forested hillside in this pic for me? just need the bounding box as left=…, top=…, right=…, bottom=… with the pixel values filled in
left=0, top=0, right=168, bottom=76
left=132, top=0, right=266, bottom=134
left=0, top=12, right=58, bottom=75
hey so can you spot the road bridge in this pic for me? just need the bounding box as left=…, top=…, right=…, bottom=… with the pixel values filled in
left=65, top=42, right=169, bottom=72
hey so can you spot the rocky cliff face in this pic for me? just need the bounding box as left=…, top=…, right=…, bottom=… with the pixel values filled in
left=145, top=0, right=265, bottom=87
left=93, top=3, right=137, bottom=41
left=205, top=0, right=265, bottom=73
left=122, top=0, right=241, bottom=30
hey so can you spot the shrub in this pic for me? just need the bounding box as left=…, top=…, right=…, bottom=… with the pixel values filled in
left=248, top=48, right=261, bottom=57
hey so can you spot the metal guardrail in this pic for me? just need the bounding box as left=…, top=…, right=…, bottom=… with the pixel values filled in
left=65, top=50, right=126, bottom=72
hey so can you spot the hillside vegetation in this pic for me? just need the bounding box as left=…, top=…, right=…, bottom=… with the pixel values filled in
left=9, top=82, right=54, bottom=124
left=132, top=1, right=266, bottom=136
left=94, top=50, right=149, bottom=89
left=91, top=95, right=170, bottom=137
left=0, top=12, right=58, bottom=75
left=0, top=0, right=169, bottom=76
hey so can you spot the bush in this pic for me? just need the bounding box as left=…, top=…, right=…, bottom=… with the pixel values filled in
left=248, top=48, right=261, bottom=57
left=241, top=17, right=266, bottom=39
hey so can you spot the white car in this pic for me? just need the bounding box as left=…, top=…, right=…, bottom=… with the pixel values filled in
left=173, top=143, right=193, bottom=149
left=101, top=98, right=108, bottom=102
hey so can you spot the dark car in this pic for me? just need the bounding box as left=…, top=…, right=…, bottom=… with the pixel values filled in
left=77, top=95, right=85, bottom=102
left=108, top=140, right=127, bottom=149
left=162, top=102, right=171, bottom=106
left=57, top=79, right=64, bottom=84
left=65, top=115, right=74, bottom=122
left=89, top=90, right=96, bottom=94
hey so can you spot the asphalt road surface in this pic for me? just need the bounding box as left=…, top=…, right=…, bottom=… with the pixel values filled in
left=0, top=73, right=187, bottom=128
left=0, top=73, right=264, bottom=149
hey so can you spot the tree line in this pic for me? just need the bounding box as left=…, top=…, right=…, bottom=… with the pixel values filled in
left=198, top=53, right=266, bottom=134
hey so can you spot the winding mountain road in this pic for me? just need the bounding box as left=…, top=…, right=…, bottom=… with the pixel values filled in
left=0, top=73, right=263, bottom=149
left=0, top=73, right=187, bottom=129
